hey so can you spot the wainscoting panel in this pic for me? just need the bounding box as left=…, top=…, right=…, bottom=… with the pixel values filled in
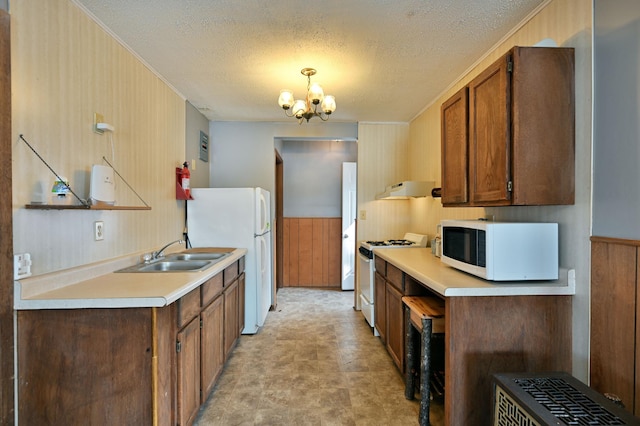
left=283, top=218, right=341, bottom=288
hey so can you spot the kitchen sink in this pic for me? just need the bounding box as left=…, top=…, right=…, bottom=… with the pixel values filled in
left=165, top=252, right=230, bottom=261
left=115, top=250, right=233, bottom=273
left=116, top=259, right=214, bottom=273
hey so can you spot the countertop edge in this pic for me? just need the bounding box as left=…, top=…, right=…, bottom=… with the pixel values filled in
left=14, top=248, right=248, bottom=310
left=373, top=248, right=576, bottom=297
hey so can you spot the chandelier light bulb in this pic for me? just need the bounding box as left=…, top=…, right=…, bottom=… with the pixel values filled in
left=308, top=83, right=324, bottom=105
left=321, top=95, right=336, bottom=114
left=292, top=99, right=307, bottom=118
left=278, top=90, right=294, bottom=110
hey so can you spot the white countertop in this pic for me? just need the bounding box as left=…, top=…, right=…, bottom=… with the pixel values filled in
left=373, top=248, right=575, bottom=297
left=14, top=248, right=248, bottom=310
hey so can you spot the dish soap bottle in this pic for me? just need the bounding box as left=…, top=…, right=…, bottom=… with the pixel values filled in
left=181, top=162, right=191, bottom=198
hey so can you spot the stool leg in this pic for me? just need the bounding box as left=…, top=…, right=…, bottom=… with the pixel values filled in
left=404, top=304, right=416, bottom=400
left=419, top=317, right=432, bottom=426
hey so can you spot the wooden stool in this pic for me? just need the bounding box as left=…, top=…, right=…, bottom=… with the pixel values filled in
left=402, top=296, right=445, bottom=426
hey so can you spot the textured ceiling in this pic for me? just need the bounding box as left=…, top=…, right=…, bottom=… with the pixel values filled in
left=73, top=0, right=547, bottom=122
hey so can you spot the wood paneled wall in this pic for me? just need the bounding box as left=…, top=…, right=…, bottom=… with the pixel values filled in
left=282, top=218, right=341, bottom=288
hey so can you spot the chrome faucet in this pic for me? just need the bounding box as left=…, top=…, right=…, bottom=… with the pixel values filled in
left=151, top=239, right=184, bottom=260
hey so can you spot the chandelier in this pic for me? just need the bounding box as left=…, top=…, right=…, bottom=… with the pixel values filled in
left=278, top=68, right=336, bottom=123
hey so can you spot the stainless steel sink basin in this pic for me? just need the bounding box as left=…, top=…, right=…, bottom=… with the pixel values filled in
left=115, top=250, right=233, bottom=273
left=116, top=259, right=213, bottom=273
left=166, top=252, right=229, bottom=261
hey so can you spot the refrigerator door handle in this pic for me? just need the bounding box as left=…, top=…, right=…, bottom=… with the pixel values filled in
left=258, top=191, right=269, bottom=234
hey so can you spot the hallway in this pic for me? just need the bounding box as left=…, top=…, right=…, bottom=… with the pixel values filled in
left=194, top=288, right=442, bottom=425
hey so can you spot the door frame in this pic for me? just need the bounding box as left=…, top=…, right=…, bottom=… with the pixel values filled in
left=275, top=149, right=283, bottom=293
left=0, top=9, right=14, bottom=424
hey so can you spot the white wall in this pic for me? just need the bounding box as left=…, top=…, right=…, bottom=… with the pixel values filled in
left=281, top=140, right=357, bottom=217
left=592, top=0, right=640, bottom=238
left=208, top=121, right=358, bottom=217
left=185, top=102, right=210, bottom=188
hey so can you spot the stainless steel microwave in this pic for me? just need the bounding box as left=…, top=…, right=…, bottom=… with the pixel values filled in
left=440, top=220, right=558, bottom=281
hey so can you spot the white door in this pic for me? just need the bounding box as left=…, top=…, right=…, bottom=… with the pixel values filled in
left=341, top=162, right=357, bottom=290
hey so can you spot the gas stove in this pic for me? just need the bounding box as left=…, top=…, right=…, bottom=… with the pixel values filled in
left=359, top=233, right=428, bottom=258
left=358, top=232, right=428, bottom=335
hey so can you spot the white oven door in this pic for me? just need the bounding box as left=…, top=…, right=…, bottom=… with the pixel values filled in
left=358, top=252, right=378, bottom=334
left=358, top=252, right=373, bottom=302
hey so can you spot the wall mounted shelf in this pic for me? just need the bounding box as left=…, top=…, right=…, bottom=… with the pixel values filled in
left=25, top=204, right=151, bottom=211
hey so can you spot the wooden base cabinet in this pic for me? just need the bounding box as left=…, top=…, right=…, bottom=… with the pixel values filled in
left=441, top=46, right=575, bottom=207
left=372, top=255, right=572, bottom=425
left=374, top=257, right=431, bottom=373
left=17, top=257, right=245, bottom=426
left=590, top=238, right=640, bottom=415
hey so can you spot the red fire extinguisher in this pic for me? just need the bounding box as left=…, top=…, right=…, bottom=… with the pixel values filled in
left=181, top=161, right=191, bottom=198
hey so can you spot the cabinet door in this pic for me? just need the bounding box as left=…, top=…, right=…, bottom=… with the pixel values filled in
left=511, top=47, right=575, bottom=205
left=200, top=295, right=224, bottom=403
left=386, top=283, right=404, bottom=372
left=224, top=279, right=239, bottom=357
left=590, top=241, right=637, bottom=412
left=468, top=51, right=511, bottom=205
left=238, top=272, right=246, bottom=335
left=441, top=87, right=469, bottom=205
left=177, top=317, right=201, bottom=426
left=374, top=272, right=387, bottom=343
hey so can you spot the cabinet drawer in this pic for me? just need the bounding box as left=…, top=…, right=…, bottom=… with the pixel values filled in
left=239, top=256, right=245, bottom=273
left=224, top=262, right=239, bottom=286
left=374, top=257, right=386, bottom=276
left=201, top=273, right=223, bottom=307
left=387, top=263, right=403, bottom=291
left=177, top=288, right=200, bottom=328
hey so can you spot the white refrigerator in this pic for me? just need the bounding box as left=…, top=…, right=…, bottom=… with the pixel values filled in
left=187, top=187, right=272, bottom=334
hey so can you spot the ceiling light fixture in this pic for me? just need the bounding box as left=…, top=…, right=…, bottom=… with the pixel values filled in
left=278, top=68, right=336, bottom=123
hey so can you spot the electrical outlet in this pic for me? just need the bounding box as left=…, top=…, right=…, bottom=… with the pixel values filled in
left=14, top=253, right=32, bottom=280
left=94, top=221, right=104, bottom=241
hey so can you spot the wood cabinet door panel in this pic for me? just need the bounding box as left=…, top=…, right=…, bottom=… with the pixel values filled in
left=201, top=273, right=223, bottom=307
left=177, top=317, right=201, bottom=426
left=386, top=263, right=403, bottom=291
left=590, top=241, right=636, bottom=411
left=468, top=52, right=511, bottom=205
left=201, top=296, right=224, bottom=403
left=178, top=288, right=201, bottom=329
left=224, top=279, right=239, bottom=357
left=223, top=262, right=239, bottom=286
left=238, top=272, right=246, bottom=334
left=441, top=86, right=469, bottom=205
left=511, top=47, right=575, bottom=205
left=385, top=283, right=404, bottom=372
left=374, top=272, right=387, bottom=343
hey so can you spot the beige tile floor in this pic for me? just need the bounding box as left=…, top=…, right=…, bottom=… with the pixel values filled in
left=194, top=287, right=443, bottom=426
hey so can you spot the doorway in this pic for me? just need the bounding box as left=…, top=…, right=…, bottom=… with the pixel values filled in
left=276, top=139, right=357, bottom=288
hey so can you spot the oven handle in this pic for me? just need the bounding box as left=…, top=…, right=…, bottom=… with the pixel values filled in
left=358, top=252, right=371, bottom=263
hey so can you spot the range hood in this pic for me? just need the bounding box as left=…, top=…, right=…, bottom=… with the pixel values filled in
left=376, top=181, right=435, bottom=200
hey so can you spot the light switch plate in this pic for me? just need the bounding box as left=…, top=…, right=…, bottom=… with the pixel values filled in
left=14, top=253, right=32, bottom=280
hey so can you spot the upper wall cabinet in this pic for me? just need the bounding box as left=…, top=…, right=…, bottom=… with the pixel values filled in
left=441, top=46, right=575, bottom=207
